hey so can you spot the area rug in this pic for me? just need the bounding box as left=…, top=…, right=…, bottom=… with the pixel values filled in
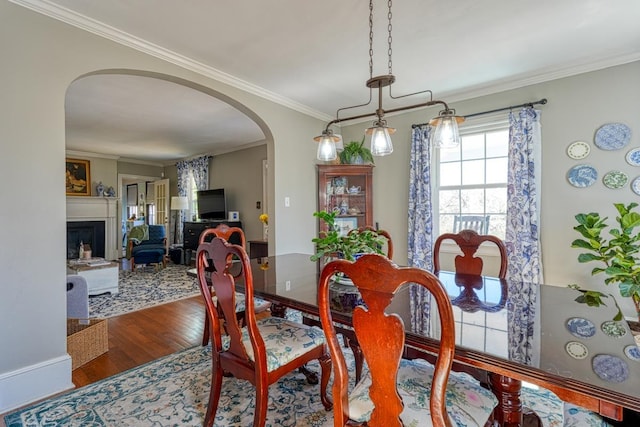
left=89, top=263, right=199, bottom=318
left=4, top=345, right=342, bottom=427
left=3, top=341, right=609, bottom=427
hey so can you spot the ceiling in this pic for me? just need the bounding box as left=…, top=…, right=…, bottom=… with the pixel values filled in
left=16, top=0, right=640, bottom=164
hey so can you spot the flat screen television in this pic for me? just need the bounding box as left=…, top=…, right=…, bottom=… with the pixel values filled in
left=197, top=188, right=227, bottom=220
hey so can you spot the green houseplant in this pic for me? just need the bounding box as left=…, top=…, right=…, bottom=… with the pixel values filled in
left=572, top=202, right=640, bottom=319
left=339, top=138, right=374, bottom=165
left=310, top=210, right=387, bottom=262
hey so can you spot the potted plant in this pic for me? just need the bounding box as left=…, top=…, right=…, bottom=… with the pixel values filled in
left=310, top=210, right=387, bottom=262
left=572, top=202, right=640, bottom=319
left=339, top=137, right=375, bottom=165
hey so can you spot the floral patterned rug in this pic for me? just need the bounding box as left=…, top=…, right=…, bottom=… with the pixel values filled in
left=3, top=340, right=612, bottom=427
left=4, top=345, right=339, bottom=427
left=89, top=263, right=199, bottom=318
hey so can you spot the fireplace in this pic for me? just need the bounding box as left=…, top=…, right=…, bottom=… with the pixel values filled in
left=67, top=197, right=118, bottom=260
left=67, top=221, right=106, bottom=259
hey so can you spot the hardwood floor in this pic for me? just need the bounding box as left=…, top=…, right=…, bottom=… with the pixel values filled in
left=72, top=295, right=206, bottom=387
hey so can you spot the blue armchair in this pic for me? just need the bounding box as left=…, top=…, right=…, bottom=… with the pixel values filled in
left=128, top=224, right=167, bottom=270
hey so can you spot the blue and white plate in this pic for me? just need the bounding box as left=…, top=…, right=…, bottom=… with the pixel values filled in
left=567, top=165, right=598, bottom=188
left=594, top=123, right=632, bottom=150
left=566, top=317, right=596, bottom=338
left=592, top=354, right=629, bottom=382
left=624, top=344, right=640, bottom=361
left=626, top=148, right=640, bottom=166
left=632, top=177, right=640, bottom=196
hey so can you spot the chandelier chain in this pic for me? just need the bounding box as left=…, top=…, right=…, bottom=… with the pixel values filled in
left=368, top=0, right=374, bottom=79
left=387, top=0, right=393, bottom=75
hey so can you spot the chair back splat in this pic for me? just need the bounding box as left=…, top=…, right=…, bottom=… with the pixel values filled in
left=197, top=237, right=331, bottom=427
left=318, top=254, right=456, bottom=427
left=197, top=224, right=270, bottom=346
left=199, top=223, right=246, bottom=247
left=433, top=229, right=507, bottom=278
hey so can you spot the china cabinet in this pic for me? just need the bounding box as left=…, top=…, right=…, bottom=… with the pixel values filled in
left=317, top=164, right=373, bottom=234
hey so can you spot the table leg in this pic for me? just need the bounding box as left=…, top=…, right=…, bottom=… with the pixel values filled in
left=270, top=303, right=287, bottom=318
left=488, top=374, right=542, bottom=427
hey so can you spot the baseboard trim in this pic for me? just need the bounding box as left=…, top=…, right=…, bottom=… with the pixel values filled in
left=0, top=354, right=73, bottom=414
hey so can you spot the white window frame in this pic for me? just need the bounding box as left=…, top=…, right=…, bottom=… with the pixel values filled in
left=432, top=113, right=510, bottom=260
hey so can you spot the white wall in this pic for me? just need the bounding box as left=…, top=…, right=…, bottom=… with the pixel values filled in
left=340, top=60, right=640, bottom=319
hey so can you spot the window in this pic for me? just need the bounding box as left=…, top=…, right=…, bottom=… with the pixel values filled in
left=435, top=119, right=509, bottom=239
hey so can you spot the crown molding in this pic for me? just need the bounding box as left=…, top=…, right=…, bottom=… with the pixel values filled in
left=10, top=0, right=333, bottom=122
left=66, top=149, right=120, bottom=160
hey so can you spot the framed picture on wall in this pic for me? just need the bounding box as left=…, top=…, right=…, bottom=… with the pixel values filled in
left=65, top=158, right=90, bottom=196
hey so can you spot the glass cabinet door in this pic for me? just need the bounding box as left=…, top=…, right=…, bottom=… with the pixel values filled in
left=317, top=165, right=373, bottom=235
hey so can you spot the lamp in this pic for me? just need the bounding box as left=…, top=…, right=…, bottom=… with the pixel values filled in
left=170, top=196, right=188, bottom=245
left=313, top=0, right=463, bottom=161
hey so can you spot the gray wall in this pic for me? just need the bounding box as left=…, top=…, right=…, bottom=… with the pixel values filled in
left=209, top=145, right=268, bottom=243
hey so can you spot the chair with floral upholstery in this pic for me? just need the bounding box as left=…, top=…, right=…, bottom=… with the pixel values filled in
left=318, top=253, right=498, bottom=427
left=198, top=224, right=271, bottom=346
left=196, top=237, right=332, bottom=427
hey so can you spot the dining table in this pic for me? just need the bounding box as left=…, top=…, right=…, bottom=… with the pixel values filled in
left=189, top=253, right=640, bottom=426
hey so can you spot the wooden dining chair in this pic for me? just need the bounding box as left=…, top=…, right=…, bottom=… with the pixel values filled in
left=318, top=254, right=498, bottom=426
left=198, top=224, right=271, bottom=346
left=433, top=229, right=507, bottom=278
left=197, top=237, right=332, bottom=427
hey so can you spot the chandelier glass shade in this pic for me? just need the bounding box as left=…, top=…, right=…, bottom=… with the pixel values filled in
left=313, top=0, right=463, bottom=161
left=430, top=109, right=464, bottom=148
left=314, top=130, right=340, bottom=161
left=365, top=120, right=395, bottom=156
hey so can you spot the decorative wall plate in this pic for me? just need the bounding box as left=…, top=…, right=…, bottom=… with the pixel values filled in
left=567, top=141, right=591, bottom=159
left=631, top=177, right=640, bottom=196
left=565, top=341, right=588, bottom=360
left=592, top=354, right=629, bottom=382
left=602, top=170, right=628, bottom=189
left=624, top=344, right=640, bottom=361
left=594, top=123, right=632, bottom=150
left=566, top=317, right=596, bottom=338
left=567, top=165, right=597, bottom=188
left=601, top=320, right=627, bottom=338
left=626, top=148, right=640, bottom=166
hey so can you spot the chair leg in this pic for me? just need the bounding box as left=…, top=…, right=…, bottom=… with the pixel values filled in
left=204, top=358, right=224, bottom=427
left=348, top=339, right=364, bottom=383
left=130, top=258, right=135, bottom=271
left=254, top=381, right=269, bottom=427
left=319, top=353, right=333, bottom=410
left=202, top=311, right=210, bottom=346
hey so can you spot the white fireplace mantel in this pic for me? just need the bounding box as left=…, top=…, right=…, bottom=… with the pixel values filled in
left=67, top=197, right=119, bottom=261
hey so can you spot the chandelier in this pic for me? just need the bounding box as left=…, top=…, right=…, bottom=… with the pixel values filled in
left=314, top=0, right=464, bottom=161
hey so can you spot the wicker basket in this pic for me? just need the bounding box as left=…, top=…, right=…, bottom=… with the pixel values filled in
left=67, top=319, right=108, bottom=370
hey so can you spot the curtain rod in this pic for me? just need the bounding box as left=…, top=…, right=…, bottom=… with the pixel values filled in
left=411, top=98, right=548, bottom=128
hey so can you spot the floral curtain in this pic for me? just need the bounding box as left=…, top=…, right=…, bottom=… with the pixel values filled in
left=505, top=107, right=543, bottom=364
left=505, top=107, right=543, bottom=285
left=408, top=126, right=435, bottom=334
left=175, top=156, right=209, bottom=243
